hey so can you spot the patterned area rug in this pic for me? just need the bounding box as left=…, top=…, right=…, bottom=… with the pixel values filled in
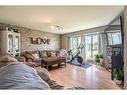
left=81, top=63, right=93, bottom=68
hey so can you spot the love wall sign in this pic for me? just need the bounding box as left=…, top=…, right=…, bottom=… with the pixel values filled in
left=30, top=37, right=50, bottom=44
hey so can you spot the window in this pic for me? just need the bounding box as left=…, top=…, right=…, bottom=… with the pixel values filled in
left=107, top=31, right=122, bottom=45
left=69, top=34, right=102, bottom=61
left=84, top=34, right=101, bottom=60
left=70, top=36, right=81, bottom=49
left=70, top=36, right=81, bottom=57
left=85, top=36, right=92, bottom=59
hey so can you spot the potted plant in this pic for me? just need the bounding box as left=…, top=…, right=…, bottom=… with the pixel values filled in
left=94, top=54, right=104, bottom=66
left=113, top=68, right=124, bottom=84
left=99, top=54, right=103, bottom=65
left=94, top=54, right=100, bottom=66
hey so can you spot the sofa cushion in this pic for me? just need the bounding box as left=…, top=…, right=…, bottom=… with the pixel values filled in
left=24, top=51, right=40, bottom=60
left=24, top=62, right=37, bottom=67
left=39, top=51, right=47, bottom=58
left=0, top=54, right=18, bottom=62
left=0, top=54, right=18, bottom=68
left=23, top=53, right=34, bottom=61
left=55, top=51, right=60, bottom=57
left=47, top=51, right=51, bottom=57
left=15, top=56, right=26, bottom=62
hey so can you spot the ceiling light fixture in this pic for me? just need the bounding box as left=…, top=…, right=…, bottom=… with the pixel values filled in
left=51, top=25, right=63, bottom=30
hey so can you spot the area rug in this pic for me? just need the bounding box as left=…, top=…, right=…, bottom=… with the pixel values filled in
left=82, top=63, right=93, bottom=68
left=68, top=60, right=93, bottom=69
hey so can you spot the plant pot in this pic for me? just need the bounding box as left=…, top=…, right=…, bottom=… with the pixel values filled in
left=100, top=58, right=103, bottom=65
left=114, top=78, right=122, bottom=84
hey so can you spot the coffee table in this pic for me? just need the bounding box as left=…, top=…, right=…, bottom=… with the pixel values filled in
left=41, top=57, right=66, bottom=70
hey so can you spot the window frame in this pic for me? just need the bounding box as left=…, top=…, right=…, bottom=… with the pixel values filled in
left=84, top=33, right=101, bottom=60
left=107, top=30, right=122, bottom=45
left=70, top=35, right=81, bottom=49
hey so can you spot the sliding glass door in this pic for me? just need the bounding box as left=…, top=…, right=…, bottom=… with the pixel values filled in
left=84, top=34, right=100, bottom=61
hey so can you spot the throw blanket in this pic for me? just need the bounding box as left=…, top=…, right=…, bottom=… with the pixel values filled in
left=0, top=63, right=50, bottom=89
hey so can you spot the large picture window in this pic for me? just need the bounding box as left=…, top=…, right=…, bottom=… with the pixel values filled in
left=84, top=34, right=101, bottom=61
left=69, top=34, right=102, bottom=61
left=107, top=31, right=122, bottom=45
left=70, top=36, right=81, bottom=57
left=70, top=36, right=81, bottom=49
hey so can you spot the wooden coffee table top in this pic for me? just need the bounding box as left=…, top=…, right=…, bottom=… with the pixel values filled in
left=42, top=57, right=66, bottom=62
left=42, top=57, right=58, bottom=62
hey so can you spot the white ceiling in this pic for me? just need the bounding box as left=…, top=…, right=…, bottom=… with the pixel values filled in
left=0, top=6, right=124, bottom=34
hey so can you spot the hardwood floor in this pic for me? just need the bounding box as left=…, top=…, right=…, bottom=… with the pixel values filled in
left=49, top=64, right=122, bottom=89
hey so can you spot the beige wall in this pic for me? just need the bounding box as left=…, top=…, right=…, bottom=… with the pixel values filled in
left=0, top=23, right=60, bottom=53
left=124, top=6, right=127, bottom=88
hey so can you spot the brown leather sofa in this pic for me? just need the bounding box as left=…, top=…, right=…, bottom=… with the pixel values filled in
left=22, top=50, right=66, bottom=69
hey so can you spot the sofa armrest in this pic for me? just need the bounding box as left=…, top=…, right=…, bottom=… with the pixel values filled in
left=15, top=56, right=26, bottom=62
left=27, top=58, right=34, bottom=62
left=23, top=62, right=37, bottom=67
left=35, top=67, right=51, bottom=82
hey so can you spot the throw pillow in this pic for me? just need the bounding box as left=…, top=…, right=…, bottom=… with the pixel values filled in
left=59, top=49, right=67, bottom=57
left=32, top=53, right=39, bottom=59
left=50, top=52, right=56, bottom=57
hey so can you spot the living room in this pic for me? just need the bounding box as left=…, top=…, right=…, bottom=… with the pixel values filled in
left=0, top=6, right=127, bottom=90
